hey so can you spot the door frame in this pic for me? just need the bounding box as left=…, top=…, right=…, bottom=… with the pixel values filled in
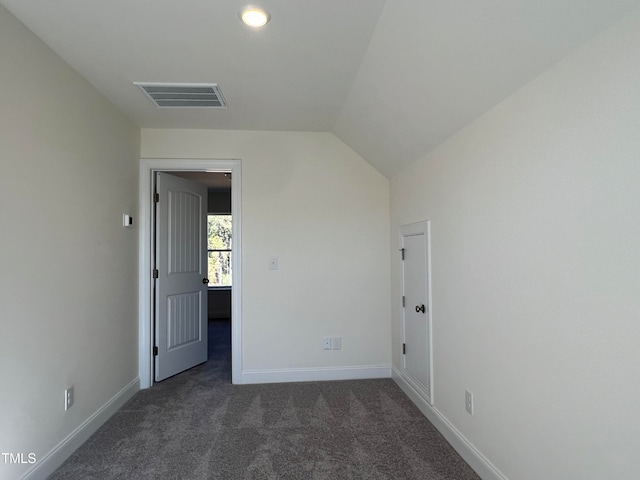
left=400, top=220, right=434, bottom=404
left=138, top=158, right=242, bottom=388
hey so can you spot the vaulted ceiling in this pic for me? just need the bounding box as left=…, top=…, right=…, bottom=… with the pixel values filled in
left=1, top=0, right=637, bottom=177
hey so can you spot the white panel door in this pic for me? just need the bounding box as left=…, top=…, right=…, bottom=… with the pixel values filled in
left=401, top=221, right=432, bottom=403
left=155, top=172, right=208, bottom=382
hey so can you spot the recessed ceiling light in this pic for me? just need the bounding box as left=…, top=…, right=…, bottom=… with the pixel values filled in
left=240, top=6, right=270, bottom=27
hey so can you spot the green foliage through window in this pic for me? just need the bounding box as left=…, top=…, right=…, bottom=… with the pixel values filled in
left=208, top=215, right=232, bottom=286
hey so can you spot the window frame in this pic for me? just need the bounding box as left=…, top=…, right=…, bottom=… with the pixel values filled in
left=207, top=213, right=232, bottom=288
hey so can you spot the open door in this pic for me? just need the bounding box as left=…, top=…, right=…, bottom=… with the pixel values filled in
left=154, top=172, right=208, bottom=382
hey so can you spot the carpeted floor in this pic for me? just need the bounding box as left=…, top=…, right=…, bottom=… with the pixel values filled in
left=49, top=320, right=480, bottom=479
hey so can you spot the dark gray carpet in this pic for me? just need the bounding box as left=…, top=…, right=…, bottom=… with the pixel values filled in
left=50, top=320, right=479, bottom=479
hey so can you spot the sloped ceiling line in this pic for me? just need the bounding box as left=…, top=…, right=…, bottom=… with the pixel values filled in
left=0, top=0, right=637, bottom=177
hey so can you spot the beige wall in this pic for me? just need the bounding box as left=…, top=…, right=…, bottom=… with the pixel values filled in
left=0, top=5, right=140, bottom=479
left=6, top=0, right=637, bottom=477
left=142, top=129, right=391, bottom=373
left=390, top=8, right=640, bottom=480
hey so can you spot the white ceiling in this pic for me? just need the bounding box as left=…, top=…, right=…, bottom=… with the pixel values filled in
left=1, top=0, right=638, bottom=177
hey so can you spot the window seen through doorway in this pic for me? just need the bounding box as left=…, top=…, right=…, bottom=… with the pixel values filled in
left=207, top=214, right=231, bottom=287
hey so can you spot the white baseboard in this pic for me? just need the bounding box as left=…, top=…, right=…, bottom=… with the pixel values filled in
left=241, top=364, right=392, bottom=384
left=392, top=368, right=508, bottom=480
left=21, top=378, right=140, bottom=480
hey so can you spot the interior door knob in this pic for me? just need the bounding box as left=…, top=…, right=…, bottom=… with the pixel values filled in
left=415, top=304, right=425, bottom=313
left=202, top=278, right=209, bottom=284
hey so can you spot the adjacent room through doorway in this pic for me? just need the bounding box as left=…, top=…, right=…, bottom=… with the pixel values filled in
left=155, top=170, right=233, bottom=383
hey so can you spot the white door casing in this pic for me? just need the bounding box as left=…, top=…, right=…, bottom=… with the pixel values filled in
left=154, top=172, right=208, bottom=381
left=138, top=158, right=242, bottom=389
left=400, top=221, right=433, bottom=404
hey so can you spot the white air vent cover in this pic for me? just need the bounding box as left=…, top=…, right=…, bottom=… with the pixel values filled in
left=134, top=83, right=227, bottom=108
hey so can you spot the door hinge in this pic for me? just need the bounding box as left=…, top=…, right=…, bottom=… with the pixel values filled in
left=402, top=296, right=406, bottom=307
left=154, top=192, right=159, bottom=203
left=402, top=343, right=406, bottom=355
left=400, top=248, right=405, bottom=260
left=152, top=269, right=159, bottom=279
left=153, top=346, right=158, bottom=356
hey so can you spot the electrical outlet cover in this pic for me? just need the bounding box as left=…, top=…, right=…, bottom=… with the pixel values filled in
left=465, top=389, right=473, bottom=415
left=65, top=386, right=74, bottom=411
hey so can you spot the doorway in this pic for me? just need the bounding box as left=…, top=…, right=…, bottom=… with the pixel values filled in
left=138, top=159, right=242, bottom=389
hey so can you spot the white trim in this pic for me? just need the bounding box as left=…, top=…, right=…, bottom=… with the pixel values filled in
left=426, top=220, right=433, bottom=401
left=392, top=368, right=508, bottom=480
left=138, top=158, right=243, bottom=388
left=400, top=220, right=427, bottom=237
left=21, top=378, right=139, bottom=480
left=400, top=368, right=432, bottom=403
left=242, top=365, right=392, bottom=384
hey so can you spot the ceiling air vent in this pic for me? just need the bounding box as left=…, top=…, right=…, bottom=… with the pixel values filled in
left=134, top=83, right=227, bottom=108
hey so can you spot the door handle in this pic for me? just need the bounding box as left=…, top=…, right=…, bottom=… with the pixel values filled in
left=203, top=278, right=209, bottom=284
left=415, top=304, right=425, bottom=313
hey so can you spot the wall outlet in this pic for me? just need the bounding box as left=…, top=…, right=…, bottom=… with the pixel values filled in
left=332, top=336, right=342, bottom=350
left=323, top=336, right=332, bottom=350
left=65, top=386, right=74, bottom=411
left=465, top=389, right=474, bottom=415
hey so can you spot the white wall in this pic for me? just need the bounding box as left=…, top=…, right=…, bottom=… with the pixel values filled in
left=390, top=8, right=640, bottom=480
left=0, top=6, right=140, bottom=479
left=142, top=130, right=391, bottom=376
